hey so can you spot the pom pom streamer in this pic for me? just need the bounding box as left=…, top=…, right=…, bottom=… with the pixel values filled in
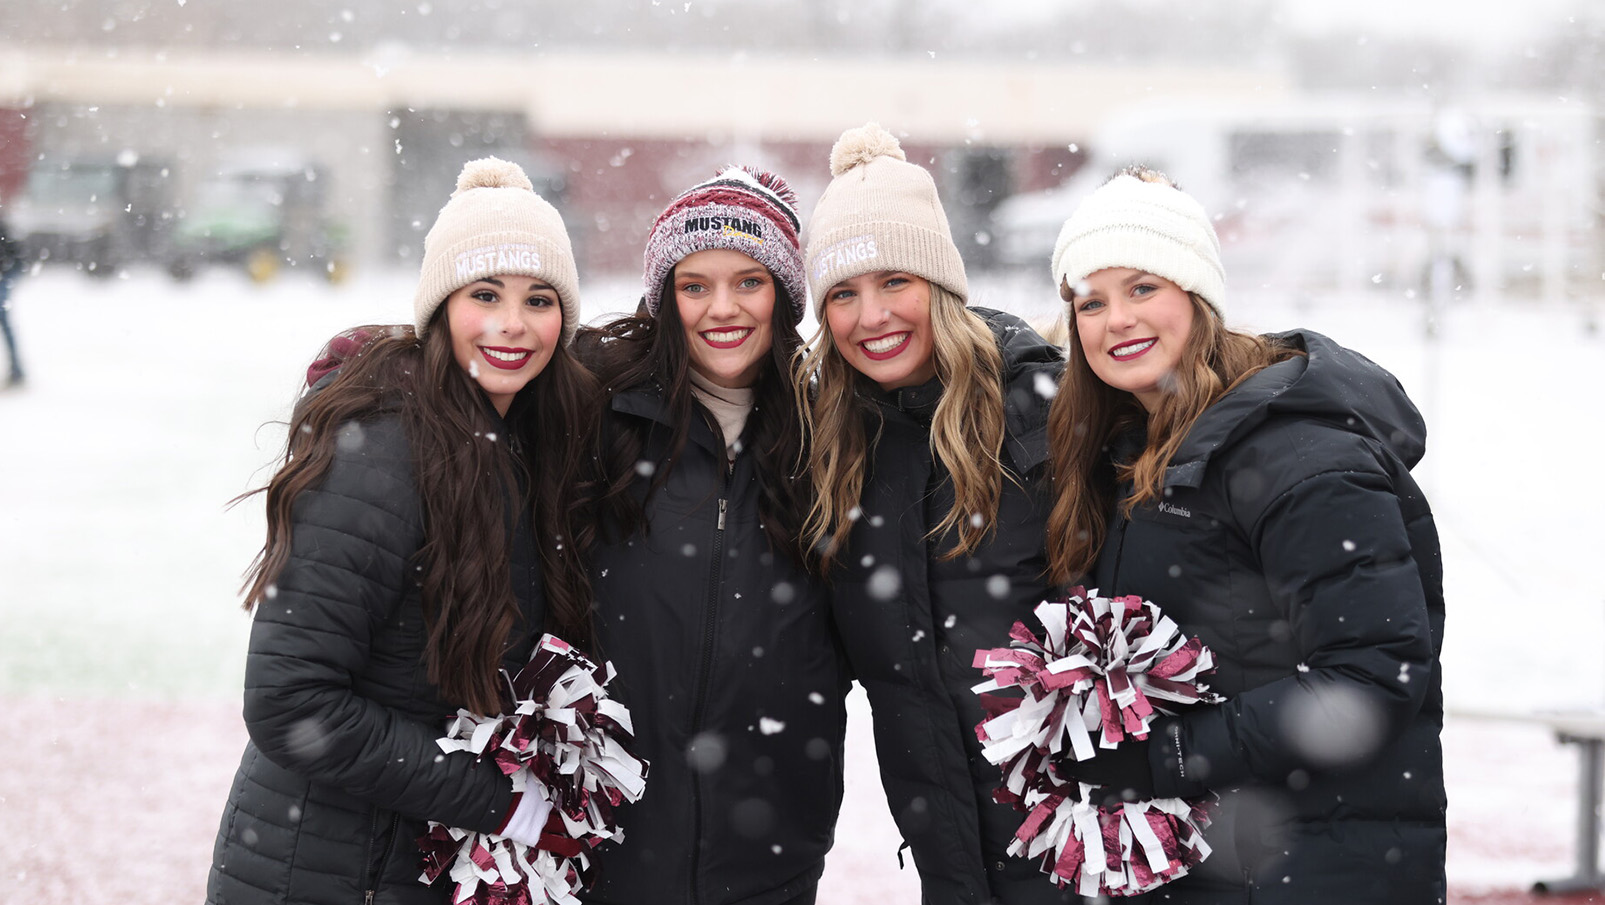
left=972, top=588, right=1220, bottom=897
left=421, top=635, right=650, bottom=905
left=972, top=587, right=1221, bottom=782
left=1006, top=784, right=1213, bottom=898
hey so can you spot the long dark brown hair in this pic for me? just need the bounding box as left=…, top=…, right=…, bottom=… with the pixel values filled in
left=239, top=313, right=598, bottom=715
left=1044, top=291, right=1301, bottom=584
left=573, top=273, right=812, bottom=566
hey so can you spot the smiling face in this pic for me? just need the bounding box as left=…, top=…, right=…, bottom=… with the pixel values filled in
left=1071, top=267, right=1196, bottom=411
left=674, top=248, right=777, bottom=389
left=443, top=275, right=564, bottom=416
left=822, top=270, right=936, bottom=392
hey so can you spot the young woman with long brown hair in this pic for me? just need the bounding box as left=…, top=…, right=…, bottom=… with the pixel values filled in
left=207, top=158, right=597, bottom=905
left=1044, top=166, right=1445, bottom=904
left=573, top=167, right=847, bottom=905
left=795, top=123, right=1069, bottom=905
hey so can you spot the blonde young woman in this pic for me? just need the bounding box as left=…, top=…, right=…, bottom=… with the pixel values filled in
left=796, top=123, right=1069, bottom=905
left=1044, top=167, right=1445, bottom=904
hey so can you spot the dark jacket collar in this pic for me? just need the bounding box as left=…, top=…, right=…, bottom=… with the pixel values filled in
left=859, top=308, right=1064, bottom=474
left=610, top=379, right=726, bottom=458
left=1162, top=329, right=1426, bottom=490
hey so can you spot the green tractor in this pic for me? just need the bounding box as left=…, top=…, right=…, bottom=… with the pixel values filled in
left=168, top=152, right=348, bottom=284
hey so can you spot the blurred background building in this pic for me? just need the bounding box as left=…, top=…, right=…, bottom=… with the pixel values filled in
left=1, top=0, right=1601, bottom=305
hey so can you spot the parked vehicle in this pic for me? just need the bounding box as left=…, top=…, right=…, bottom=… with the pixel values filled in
left=6, top=154, right=176, bottom=277
left=167, top=150, right=348, bottom=283
left=991, top=96, right=1597, bottom=300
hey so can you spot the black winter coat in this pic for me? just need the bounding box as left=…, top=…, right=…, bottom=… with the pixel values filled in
left=1094, top=331, right=1446, bottom=904
left=582, top=382, right=850, bottom=905
left=208, top=413, right=542, bottom=905
left=832, top=309, right=1070, bottom=905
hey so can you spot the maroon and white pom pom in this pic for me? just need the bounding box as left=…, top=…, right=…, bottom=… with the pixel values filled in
left=1006, top=782, right=1213, bottom=897
left=973, top=587, right=1220, bottom=788
left=971, top=588, right=1219, bottom=896
left=420, top=635, right=650, bottom=905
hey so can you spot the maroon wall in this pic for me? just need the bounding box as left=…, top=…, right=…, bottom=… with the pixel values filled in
left=537, top=135, right=833, bottom=280
left=536, top=134, right=1087, bottom=281
left=0, top=107, right=32, bottom=202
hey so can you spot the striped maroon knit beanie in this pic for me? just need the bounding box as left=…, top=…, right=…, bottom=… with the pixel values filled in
left=642, top=166, right=806, bottom=321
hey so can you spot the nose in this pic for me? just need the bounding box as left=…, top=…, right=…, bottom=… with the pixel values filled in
left=857, top=289, right=892, bottom=329
left=496, top=309, right=527, bottom=337
left=707, top=286, right=741, bottom=320
left=1106, top=296, right=1138, bottom=331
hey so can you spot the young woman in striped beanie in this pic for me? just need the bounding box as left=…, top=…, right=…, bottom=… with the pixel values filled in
left=574, top=166, right=848, bottom=905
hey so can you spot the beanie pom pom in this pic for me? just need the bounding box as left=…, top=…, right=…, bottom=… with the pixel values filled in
left=829, top=122, right=905, bottom=177
left=742, top=166, right=798, bottom=207
left=453, top=157, right=534, bottom=197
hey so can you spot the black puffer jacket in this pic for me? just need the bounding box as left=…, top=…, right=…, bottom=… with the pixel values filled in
left=208, top=413, right=542, bottom=905
left=582, top=382, right=850, bottom=905
left=832, top=309, right=1069, bottom=905
left=1092, top=331, right=1446, bottom=904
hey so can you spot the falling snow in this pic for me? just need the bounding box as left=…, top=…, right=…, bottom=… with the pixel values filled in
left=0, top=207, right=1599, bottom=901
left=866, top=565, right=901, bottom=601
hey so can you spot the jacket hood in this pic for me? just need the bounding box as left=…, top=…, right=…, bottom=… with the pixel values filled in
left=973, top=306, right=1065, bottom=388
left=1165, top=330, right=1426, bottom=490
left=976, top=307, right=1065, bottom=472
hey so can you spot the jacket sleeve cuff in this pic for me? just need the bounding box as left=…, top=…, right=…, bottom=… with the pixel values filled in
left=1150, top=717, right=1210, bottom=800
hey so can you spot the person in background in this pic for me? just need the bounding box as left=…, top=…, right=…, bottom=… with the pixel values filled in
left=573, top=166, right=848, bottom=905
left=0, top=211, right=26, bottom=388
left=1044, top=165, right=1446, bottom=904
left=795, top=122, right=1069, bottom=905
left=207, top=158, right=598, bottom=905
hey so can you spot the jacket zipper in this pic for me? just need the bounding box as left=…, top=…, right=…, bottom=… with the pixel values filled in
left=363, top=809, right=401, bottom=904
left=686, top=459, right=732, bottom=905
left=1109, top=493, right=1131, bottom=590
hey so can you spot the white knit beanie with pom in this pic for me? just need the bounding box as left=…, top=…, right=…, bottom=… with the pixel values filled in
left=802, top=122, right=968, bottom=314
left=1051, top=173, right=1227, bottom=317
left=414, top=157, right=581, bottom=339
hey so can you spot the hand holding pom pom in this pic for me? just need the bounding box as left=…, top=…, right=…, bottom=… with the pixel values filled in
left=420, top=635, right=650, bottom=905
left=972, top=588, right=1219, bottom=897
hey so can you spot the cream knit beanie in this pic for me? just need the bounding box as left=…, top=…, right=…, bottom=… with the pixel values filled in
left=803, top=123, right=968, bottom=313
left=1051, top=172, right=1226, bottom=316
left=413, top=157, right=580, bottom=340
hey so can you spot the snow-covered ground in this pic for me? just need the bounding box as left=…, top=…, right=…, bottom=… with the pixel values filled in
left=0, top=264, right=1601, bottom=900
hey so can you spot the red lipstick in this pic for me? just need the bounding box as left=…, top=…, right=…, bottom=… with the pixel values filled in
left=479, top=346, right=533, bottom=371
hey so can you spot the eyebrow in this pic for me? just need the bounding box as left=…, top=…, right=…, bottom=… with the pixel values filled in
left=475, top=277, right=555, bottom=292
left=1074, top=271, right=1155, bottom=298
left=676, top=267, right=769, bottom=281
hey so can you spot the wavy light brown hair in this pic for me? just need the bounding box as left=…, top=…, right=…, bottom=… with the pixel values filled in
left=238, top=314, right=598, bottom=716
left=796, top=282, right=1007, bottom=572
left=1045, top=289, right=1301, bottom=584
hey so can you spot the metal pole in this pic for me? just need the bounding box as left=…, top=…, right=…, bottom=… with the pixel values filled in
left=1533, top=736, right=1604, bottom=895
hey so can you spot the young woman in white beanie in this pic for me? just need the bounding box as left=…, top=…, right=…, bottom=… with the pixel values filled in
left=573, top=166, right=848, bottom=905
left=795, top=123, right=1070, bottom=905
left=1044, top=166, right=1445, bottom=904
left=207, top=158, right=598, bottom=905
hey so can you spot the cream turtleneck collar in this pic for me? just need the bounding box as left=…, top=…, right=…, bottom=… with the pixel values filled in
left=688, top=368, right=755, bottom=460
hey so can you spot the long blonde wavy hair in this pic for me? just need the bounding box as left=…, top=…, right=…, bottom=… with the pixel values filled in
left=796, top=282, right=1008, bottom=572
left=1044, top=290, right=1302, bottom=584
